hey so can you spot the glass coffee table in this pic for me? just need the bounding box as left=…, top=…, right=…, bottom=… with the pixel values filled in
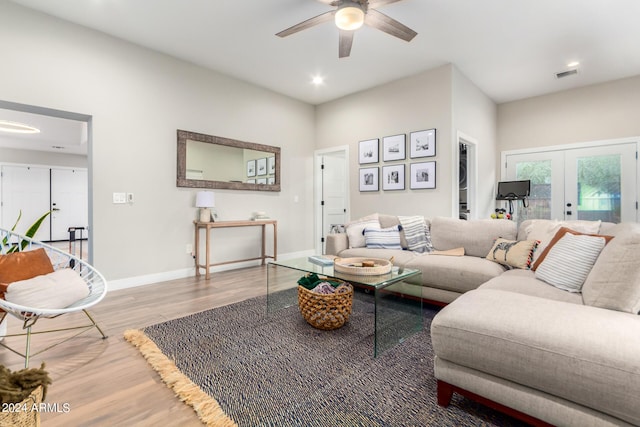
left=267, top=257, right=423, bottom=357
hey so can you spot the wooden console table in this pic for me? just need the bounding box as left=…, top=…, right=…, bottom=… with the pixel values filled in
left=194, top=219, right=277, bottom=280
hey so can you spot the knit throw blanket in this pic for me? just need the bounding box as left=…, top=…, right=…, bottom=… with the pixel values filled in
left=398, top=216, right=434, bottom=253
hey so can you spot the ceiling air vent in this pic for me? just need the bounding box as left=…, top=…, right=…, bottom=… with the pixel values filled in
left=555, top=68, right=578, bottom=79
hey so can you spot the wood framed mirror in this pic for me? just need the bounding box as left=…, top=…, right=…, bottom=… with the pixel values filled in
left=177, top=129, right=280, bottom=192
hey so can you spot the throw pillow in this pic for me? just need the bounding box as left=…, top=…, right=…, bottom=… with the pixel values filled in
left=4, top=269, right=89, bottom=310
left=485, top=238, right=538, bottom=269
left=532, top=227, right=614, bottom=270
left=534, top=233, right=606, bottom=293
left=345, top=214, right=380, bottom=248
left=398, top=216, right=433, bottom=253
left=582, top=223, right=640, bottom=314
left=363, top=225, right=403, bottom=250
left=526, top=220, right=601, bottom=264
left=0, top=248, right=54, bottom=284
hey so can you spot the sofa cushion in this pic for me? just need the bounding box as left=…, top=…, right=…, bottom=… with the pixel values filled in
left=535, top=233, right=606, bottom=293
left=485, top=238, right=538, bottom=269
left=405, top=255, right=506, bottom=293
left=345, top=214, right=380, bottom=248
left=479, top=269, right=584, bottom=305
left=363, top=225, right=402, bottom=249
left=430, top=217, right=516, bottom=257
left=582, top=223, right=640, bottom=314
left=431, top=289, right=640, bottom=426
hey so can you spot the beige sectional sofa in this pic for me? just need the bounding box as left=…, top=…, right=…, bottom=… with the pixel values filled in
left=327, top=214, right=640, bottom=426
left=325, top=214, right=518, bottom=305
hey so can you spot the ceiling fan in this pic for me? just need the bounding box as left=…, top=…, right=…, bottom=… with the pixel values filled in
left=276, top=0, right=417, bottom=58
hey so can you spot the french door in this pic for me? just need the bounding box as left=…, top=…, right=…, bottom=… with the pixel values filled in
left=504, top=141, right=637, bottom=223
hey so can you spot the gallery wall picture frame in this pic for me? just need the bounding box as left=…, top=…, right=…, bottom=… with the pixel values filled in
left=247, top=160, right=256, bottom=177
left=382, top=164, right=405, bottom=191
left=247, top=179, right=256, bottom=184
left=268, top=177, right=275, bottom=185
left=359, top=167, right=379, bottom=192
left=410, top=129, right=436, bottom=158
left=268, top=156, right=276, bottom=174
left=257, top=177, right=267, bottom=185
left=382, top=134, right=406, bottom=162
left=256, top=158, right=267, bottom=176
left=359, top=139, right=379, bottom=164
left=410, top=161, right=436, bottom=189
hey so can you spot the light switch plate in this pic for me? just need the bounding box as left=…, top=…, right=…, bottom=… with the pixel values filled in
left=113, top=192, right=126, bottom=204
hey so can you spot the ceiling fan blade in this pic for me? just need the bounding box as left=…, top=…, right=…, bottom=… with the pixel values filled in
left=339, top=30, right=354, bottom=58
left=368, top=0, right=404, bottom=8
left=365, top=9, right=417, bottom=42
left=276, top=11, right=335, bottom=38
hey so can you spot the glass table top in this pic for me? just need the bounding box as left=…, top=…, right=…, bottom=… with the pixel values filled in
left=269, top=257, right=420, bottom=289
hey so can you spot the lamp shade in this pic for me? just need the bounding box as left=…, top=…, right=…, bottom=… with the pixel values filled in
left=335, top=4, right=365, bottom=31
left=195, top=191, right=215, bottom=208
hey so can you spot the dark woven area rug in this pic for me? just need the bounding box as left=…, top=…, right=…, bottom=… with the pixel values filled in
left=125, top=289, right=527, bottom=427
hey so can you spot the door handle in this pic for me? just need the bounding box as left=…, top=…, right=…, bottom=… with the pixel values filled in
left=52, top=208, right=61, bottom=212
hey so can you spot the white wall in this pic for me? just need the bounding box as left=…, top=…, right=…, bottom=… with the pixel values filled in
left=0, top=2, right=316, bottom=282
left=452, top=67, right=498, bottom=218
left=315, top=65, right=454, bottom=220
left=498, top=74, right=640, bottom=151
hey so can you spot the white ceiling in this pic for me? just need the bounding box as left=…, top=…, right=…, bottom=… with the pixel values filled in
left=3, top=0, right=640, bottom=154
left=8, top=0, right=640, bottom=106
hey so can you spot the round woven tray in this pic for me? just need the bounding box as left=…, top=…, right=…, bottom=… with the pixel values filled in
left=334, top=257, right=392, bottom=276
left=298, top=280, right=353, bottom=330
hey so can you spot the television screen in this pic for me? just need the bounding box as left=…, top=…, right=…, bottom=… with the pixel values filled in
left=496, top=180, right=530, bottom=200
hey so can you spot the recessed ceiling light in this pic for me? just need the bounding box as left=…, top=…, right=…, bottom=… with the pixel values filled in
left=0, top=120, right=40, bottom=134
left=311, top=76, right=324, bottom=85
left=567, top=61, right=580, bottom=68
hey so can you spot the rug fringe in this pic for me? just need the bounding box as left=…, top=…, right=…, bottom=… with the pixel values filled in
left=124, top=329, right=237, bottom=427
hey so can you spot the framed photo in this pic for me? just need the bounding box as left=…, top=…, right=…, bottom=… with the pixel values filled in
left=268, top=156, right=276, bottom=174
left=382, top=134, right=406, bottom=161
left=247, top=160, right=256, bottom=177
left=247, top=179, right=256, bottom=184
left=257, top=177, right=267, bottom=185
left=382, top=164, right=405, bottom=191
left=267, top=177, right=275, bottom=185
left=256, top=158, right=267, bottom=176
left=359, top=167, right=379, bottom=192
left=410, top=129, right=436, bottom=158
left=410, top=161, right=436, bottom=189
left=359, top=139, right=379, bottom=164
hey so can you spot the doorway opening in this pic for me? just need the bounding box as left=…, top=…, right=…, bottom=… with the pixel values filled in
left=456, top=132, right=477, bottom=220
left=314, top=146, right=349, bottom=254
left=0, top=100, right=93, bottom=262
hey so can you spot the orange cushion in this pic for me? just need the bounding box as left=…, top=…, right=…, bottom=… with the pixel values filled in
left=532, top=227, right=614, bottom=271
left=0, top=248, right=55, bottom=306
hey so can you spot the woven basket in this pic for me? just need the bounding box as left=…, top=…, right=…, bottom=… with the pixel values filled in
left=0, top=385, right=43, bottom=427
left=298, top=280, right=353, bottom=330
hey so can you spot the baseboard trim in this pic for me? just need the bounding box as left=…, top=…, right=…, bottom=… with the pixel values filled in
left=108, top=249, right=315, bottom=291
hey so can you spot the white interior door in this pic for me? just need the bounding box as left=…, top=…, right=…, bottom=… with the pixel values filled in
left=505, top=141, right=637, bottom=223
left=51, top=168, right=88, bottom=241
left=322, top=153, right=347, bottom=253
left=0, top=165, right=51, bottom=240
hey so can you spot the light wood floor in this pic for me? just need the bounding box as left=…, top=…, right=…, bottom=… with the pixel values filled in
left=0, top=266, right=270, bottom=426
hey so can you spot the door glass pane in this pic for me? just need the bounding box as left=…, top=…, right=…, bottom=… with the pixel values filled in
left=576, top=155, right=621, bottom=223
left=515, top=160, right=552, bottom=220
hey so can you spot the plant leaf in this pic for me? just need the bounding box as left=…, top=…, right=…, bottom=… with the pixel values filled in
left=18, top=211, right=51, bottom=251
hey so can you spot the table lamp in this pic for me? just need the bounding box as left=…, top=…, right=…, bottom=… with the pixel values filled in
left=195, top=191, right=215, bottom=223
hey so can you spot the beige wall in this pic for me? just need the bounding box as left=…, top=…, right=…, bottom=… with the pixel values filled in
left=0, top=2, right=316, bottom=282
left=315, top=65, right=454, bottom=220
left=498, top=74, right=640, bottom=152
left=0, top=147, right=87, bottom=169
left=452, top=67, right=498, bottom=218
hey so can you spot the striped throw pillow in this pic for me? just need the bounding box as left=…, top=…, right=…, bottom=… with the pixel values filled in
left=363, top=225, right=403, bottom=250
left=535, top=233, right=606, bottom=292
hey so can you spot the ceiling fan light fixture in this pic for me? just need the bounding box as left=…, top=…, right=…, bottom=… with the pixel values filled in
left=335, top=4, right=365, bottom=31
left=0, top=120, right=40, bottom=134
